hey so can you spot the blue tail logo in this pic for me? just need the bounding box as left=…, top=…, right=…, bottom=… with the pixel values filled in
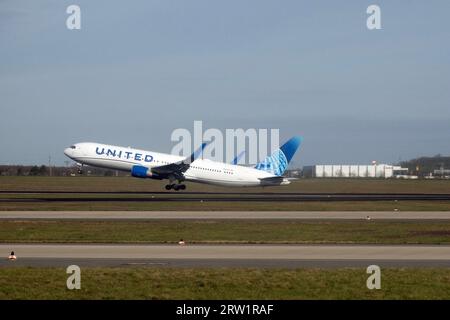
left=254, top=136, right=302, bottom=176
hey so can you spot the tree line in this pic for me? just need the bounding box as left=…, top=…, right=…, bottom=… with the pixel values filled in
left=0, top=165, right=126, bottom=177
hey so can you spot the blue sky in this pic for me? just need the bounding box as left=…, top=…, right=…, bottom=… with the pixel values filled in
left=1, top=0, right=449, bottom=167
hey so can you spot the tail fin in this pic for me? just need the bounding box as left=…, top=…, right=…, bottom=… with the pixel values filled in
left=254, top=136, right=302, bottom=176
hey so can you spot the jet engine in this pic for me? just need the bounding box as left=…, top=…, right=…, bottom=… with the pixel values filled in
left=131, top=165, right=153, bottom=178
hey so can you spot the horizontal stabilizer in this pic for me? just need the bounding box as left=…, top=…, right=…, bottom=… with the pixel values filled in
left=258, top=176, right=292, bottom=186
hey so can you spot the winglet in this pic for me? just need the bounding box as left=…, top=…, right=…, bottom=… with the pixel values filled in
left=231, top=150, right=246, bottom=165
left=189, top=141, right=210, bottom=163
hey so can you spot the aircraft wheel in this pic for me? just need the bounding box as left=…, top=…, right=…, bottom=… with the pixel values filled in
left=180, top=184, right=186, bottom=190
left=165, top=184, right=173, bottom=190
left=173, top=184, right=180, bottom=191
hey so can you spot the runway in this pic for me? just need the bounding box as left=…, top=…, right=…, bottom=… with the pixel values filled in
left=2, top=210, right=450, bottom=220
left=2, top=192, right=450, bottom=202
left=1, top=244, right=450, bottom=268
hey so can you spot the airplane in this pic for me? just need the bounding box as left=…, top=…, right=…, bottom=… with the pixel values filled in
left=63, top=136, right=302, bottom=190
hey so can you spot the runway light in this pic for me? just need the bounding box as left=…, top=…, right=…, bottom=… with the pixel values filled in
left=366, top=216, right=371, bottom=221
left=8, top=251, right=17, bottom=261
left=178, top=239, right=186, bottom=245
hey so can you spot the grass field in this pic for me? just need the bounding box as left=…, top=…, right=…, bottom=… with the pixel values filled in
left=1, top=176, right=450, bottom=193
left=1, top=220, right=450, bottom=244
left=1, top=177, right=450, bottom=211
left=1, top=267, right=449, bottom=299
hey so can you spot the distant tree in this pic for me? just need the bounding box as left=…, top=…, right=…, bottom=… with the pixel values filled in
left=39, top=165, right=47, bottom=176
left=398, top=155, right=450, bottom=177
left=29, top=166, right=40, bottom=176
left=16, top=167, right=23, bottom=176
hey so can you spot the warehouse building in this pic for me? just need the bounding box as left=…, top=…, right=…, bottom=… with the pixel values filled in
left=303, top=163, right=409, bottom=178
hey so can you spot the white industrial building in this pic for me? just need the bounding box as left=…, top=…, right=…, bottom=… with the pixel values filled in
left=303, top=164, right=409, bottom=178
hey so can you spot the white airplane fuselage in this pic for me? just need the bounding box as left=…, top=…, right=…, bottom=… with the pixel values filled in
left=64, top=142, right=289, bottom=187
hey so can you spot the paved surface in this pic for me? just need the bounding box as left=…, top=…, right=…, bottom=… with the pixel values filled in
left=1, top=244, right=450, bottom=268
left=1, top=211, right=450, bottom=220
left=3, top=244, right=450, bottom=259
left=2, top=192, right=450, bottom=202
left=3, top=258, right=450, bottom=268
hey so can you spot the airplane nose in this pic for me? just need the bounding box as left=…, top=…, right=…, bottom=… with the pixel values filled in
left=64, top=148, right=72, bottom=157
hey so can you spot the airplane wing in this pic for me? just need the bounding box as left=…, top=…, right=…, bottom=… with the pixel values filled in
left=150, top=142, right=209, bottom=180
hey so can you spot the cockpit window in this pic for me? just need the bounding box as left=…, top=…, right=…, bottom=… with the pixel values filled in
left=70, top=145, right=76, bottom=149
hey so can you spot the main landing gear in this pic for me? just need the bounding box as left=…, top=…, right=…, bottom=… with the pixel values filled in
left=165, top=184, right=186, bottom=191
